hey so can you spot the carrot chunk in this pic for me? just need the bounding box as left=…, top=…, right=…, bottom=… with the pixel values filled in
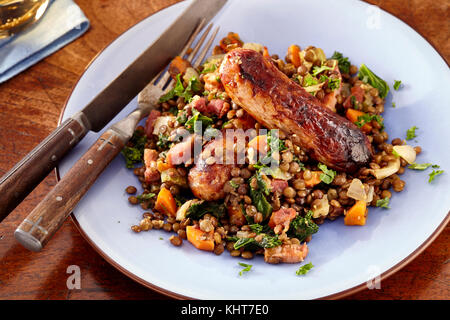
left=287, top=44, right=301, bottom=68
left=154, top=187, right=177, bottom=217
left=346, top=109, right=372, bottom=133
left=186, top=226, right=215, bottom=251
left=156, top=159, right=173, bottom=173
left=344, top=200, right=367, bottom=226
left=248, top=135, right=268, bottom=156
left=304, top=171, right=323, bottom=187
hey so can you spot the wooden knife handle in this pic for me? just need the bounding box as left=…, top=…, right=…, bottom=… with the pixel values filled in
left=0, top=113, right=90, bottom=222
left=14, top=129, right=125, bottom=252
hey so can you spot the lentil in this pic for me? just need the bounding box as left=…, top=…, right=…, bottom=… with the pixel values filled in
left=170, top=235, right=182, bottom=246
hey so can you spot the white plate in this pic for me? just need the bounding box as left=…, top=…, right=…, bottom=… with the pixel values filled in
left=60, top=0, right=450, bottom=299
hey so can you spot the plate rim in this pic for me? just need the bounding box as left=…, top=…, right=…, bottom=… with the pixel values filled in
left=56, top=0, right=450, bottom=300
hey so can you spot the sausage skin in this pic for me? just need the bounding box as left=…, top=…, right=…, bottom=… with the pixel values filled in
left=219, top=48, right=372, bottom=173
left=188, top=133, right=233, bottom=201
left=188, top=130, right=249, bottom=201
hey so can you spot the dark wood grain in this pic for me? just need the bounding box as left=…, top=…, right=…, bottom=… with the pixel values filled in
left=0, top=0, right=448, bottom=300
left=15, top=130, right=124, bottom=251
left=0, top=117, right=88, bottom=222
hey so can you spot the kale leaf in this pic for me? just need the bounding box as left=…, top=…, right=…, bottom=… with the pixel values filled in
left=185, top=200, right=226, bottom=220
left=288, top=210, right=319, bottom=242
left=330, top=51, right=351, bottom=74
left=358, top=64, right=389, bottom=98
left=121, top=130, right=147, bottom=168
left=249, top=172, right=272, bottom=220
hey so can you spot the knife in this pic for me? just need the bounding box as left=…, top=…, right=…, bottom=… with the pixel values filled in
left=0, top=0, right=226, bottom=222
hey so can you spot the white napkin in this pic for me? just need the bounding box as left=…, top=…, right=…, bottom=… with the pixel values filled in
left=0, top=0, right=90, bottom=83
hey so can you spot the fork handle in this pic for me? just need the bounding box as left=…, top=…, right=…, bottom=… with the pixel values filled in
left=14, top=129, right=125, bottom=252
left=0, top=112, right=90, bottom=222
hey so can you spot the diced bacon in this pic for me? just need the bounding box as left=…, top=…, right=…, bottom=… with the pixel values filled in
left=264, top=242, right=308, bottom=264
left=144, top=149, right=158, bottom=163
left=188, top=97, right=229, bottom=118
left=145, top=110, right=161, bottom=137
left=207, top=99, right=229, bottom=118
left=271, top=179, right=288, bottom=193
left=189, top=96, right=207, bottom=112
left=343, top=85, right=365, bottom=108
left=143, top=149, right=160, bottom=182
left=166, top=135, right=195, bottom=166
left=268, top=207, right=297, bottom=232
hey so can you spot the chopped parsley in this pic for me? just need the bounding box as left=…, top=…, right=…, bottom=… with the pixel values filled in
left=176, top=109, right=188, bottom=125
left=229, top=180, right=239, bottom=189
left=330, top=51, right=351, bottom=74
left=201, top=63, right=217, bottom=74
left=406, top=126, right=418, bottom=140
left=351, top=95, right=359, bottom=110
left=185, top=107, right=214, bottom=133
left=392, top=102, right=396, bottom=108
left=238, top=263, right=252, bottom=276
left=393, top=80, right=402, bottom=90
left=303, top=73, right=318, bottom=86
left=408, top=163, right=432, bottom=170
left=428, top=170, right=444, bottom=183
left=355, top=113, right=384, bottom=130
left=136, top=193, right=156, bottom=202
left=432, top=165, right=440, bottom=169
left=295, top=262, right=314, bottom=276
left=328, top=77, right=341, bottom=90
left=376, top=197, right=390, bottom=209
left=318, top=163, right=336, bottom=184
left=156, top=133, right=170, bottom=149
left=358, top=64, right=389, bottom=98
left=159, top=74, right=203, bottom=103
left=312, top=65, right=333, bottom=76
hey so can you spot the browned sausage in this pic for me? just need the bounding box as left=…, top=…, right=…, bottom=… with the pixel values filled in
left=188, top=132, right=232, bottom=201
left=219, top=48, right=372, bottom=173
left=188, top=130, right=248, bottom=201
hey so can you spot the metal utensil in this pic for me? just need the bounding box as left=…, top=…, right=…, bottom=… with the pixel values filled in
left=0, top=0, right=226, bottom=222
left=0, top=0, right=50, bottom=39
left=14, top=23, right=219, bottom=252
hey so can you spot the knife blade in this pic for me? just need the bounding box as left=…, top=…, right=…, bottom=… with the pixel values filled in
left=0, top=0, right=226, bottom=222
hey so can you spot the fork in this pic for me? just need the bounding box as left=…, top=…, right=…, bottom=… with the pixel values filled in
left=14, top=22, right=219, bottom=252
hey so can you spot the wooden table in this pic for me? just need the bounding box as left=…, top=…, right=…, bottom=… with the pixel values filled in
left=0, top=0, right=448, bottom=300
